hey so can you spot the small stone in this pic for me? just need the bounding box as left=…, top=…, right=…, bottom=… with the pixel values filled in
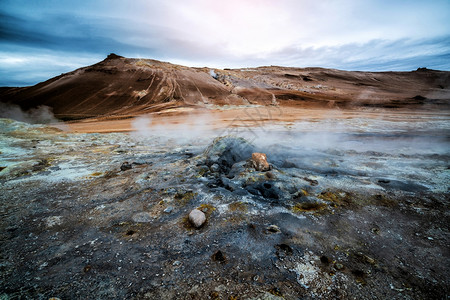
left=251, top=153, right=271, bottom=171
left=172, top=260, right=182, bottom=266
left=335, top=263, right=344, bottom=270
left=45, top=216, right=62, bottom=227
left=198, top=165, right=209, bottom=176
left=371, top=227, right=380, bottom=234
left=188, top=209, right=206, bottom=228
left=210, top=163, right=220, bottom=173
left=365, top=256, right=375, bottom=265
left=163, top=206, right=173, bottom=213
left=120, top=162, right=132, bottom=171
left=303, top=177, right=319, bottom=186
left=266, top=225, right=281, bottom=234
left=265, top=171, right=275, bottom=179
left=275, top=244, right=293, bottom=259
left=132, top=212, right=152, bottom=223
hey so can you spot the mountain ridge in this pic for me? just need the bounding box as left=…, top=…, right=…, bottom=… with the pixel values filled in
left=1, top=54, right=449, bottom=120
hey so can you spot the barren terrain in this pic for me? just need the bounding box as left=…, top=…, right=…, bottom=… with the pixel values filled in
left=0, top=56, right=449, bottom=299
left=1, top=54, right=449, bottom=121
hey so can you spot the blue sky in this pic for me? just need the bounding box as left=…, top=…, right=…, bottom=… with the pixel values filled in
left=1, top=0, right=450, bottom=86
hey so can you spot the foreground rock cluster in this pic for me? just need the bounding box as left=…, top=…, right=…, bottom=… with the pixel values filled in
left=199, top=137, right=332, bottom=210
left=0, top=118, right=449, bottom=299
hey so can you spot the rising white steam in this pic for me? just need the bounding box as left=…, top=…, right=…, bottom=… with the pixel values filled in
left=130, top=113, right=217, bottom=143
left=131, top=115, right=153, bottom=137
left=0, top=102, right=69, bottom=130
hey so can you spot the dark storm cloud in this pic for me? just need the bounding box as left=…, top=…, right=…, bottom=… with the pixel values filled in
left=0, top=6, right=166, bottom=86
left=0, top=12, right=49, bottom=45
left=0, top=10, right=159, bottom=55
left=1, top=0, right=449, bottom=86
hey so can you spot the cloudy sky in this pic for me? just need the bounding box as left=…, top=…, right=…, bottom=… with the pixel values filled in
left=1, top=0, right=449, bottom=86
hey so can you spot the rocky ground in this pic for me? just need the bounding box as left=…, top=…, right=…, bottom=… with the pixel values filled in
left=0, top=110, right=449, bottom=299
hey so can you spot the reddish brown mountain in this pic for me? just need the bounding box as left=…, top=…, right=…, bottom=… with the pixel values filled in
left=1, top=54, right=449, bottom=120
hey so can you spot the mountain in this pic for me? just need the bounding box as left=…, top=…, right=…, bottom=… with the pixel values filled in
left=1, top=54, right=449, bottom=120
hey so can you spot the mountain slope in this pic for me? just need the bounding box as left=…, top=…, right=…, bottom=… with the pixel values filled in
left=1, top=54, right=449, bottom=120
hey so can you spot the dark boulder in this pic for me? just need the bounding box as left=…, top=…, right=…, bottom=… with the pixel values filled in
left=203, top=136, right=254, bottom=174
left=120, top=162, right=132, bottom=171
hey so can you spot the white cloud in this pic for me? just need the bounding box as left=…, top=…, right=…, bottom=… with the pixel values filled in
left=1, top=0, right=449, bottom=86
left=0, top=57, right=28, bottom=65
left=0, top=49, right=103, bottom=86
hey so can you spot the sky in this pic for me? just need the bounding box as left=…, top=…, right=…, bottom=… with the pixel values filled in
left=1, top=0, right=450, bottom=86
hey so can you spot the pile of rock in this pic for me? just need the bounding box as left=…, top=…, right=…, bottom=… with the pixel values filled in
left=198, top=136, right=322, bottom=208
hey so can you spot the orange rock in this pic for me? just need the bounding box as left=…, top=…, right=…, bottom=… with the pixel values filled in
left=251, top=153, right=270, bottom=171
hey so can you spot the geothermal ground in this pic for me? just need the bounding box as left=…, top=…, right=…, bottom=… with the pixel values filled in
left=0, top=106, right=449, bottom=299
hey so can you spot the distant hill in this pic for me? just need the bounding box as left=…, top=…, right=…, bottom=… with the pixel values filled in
left=1, top=54, right=449, bottom=120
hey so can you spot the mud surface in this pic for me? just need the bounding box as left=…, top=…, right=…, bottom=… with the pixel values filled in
left=0, top=111, right=449, bottom=299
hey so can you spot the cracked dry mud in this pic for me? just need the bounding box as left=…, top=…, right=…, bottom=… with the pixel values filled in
left=0, top=112, right=449, bottom=299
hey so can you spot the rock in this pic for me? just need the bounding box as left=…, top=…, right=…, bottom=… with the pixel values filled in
left=251, top=152, right=271, bottom=171
left=227, top=160, right=249, bottom=178
left=266, top=225, right=281, bottom=234
left=45, top=216, right=63, bottom=227
left=365, top=256, right=375, bottom=265
left=188, top=209, right=206, bottom=228
left=198, top=165, right=209, bottom=176
left=275, top=243, right=293, bottom=259
left=32, top=159, right=48, bottom=172
left=303, top=177, right=319, bottom=186
left=356, top=252, right=376, bottom=265
left=204, top=136, right=254, bottom=173
left=120, top=162, right=132, bottom=171
left=265, top=171, right=275, bottom=179
left=172, top=260, right=182, bottom=266
left=246, top=182, right=282, bottom=201
left=220, top=176, right=240, bottom=192
left=132, top=212, right=153, bottom=222
left=163, top=206, right=173, bottom=213
left=210, top=163, right=220, bottom=173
